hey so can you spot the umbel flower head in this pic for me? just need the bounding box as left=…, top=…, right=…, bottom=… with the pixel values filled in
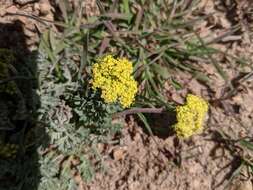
left=92, top=55, right=138, bottom=108
left=0, top=143, right=18, bottom=159
left=174, top=94, right=208, bottom=138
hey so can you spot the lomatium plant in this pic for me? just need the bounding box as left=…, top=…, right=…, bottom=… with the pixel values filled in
left=174, top=94, right=209, bottom=138
left=0, top=143, right=18, bottom=159
left=92, top=55, right=138, bottom=108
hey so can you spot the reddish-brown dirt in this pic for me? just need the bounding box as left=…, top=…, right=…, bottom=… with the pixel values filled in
left=0, top=1, right=252, bottom=190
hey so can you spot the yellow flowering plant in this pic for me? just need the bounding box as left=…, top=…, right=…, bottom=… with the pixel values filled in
left=174, top=94, right=208, bottom=138
left=0, top=143, right=18, bottom=159
left=92, top=55, right=138, bottom=108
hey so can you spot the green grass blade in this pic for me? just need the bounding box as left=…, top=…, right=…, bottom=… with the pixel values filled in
left=239, top=140, right=253, bottom=151
left=137, top=113, right=154, bottom=136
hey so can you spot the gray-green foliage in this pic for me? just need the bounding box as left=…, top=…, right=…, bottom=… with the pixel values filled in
left=37, top=29, right=122, bottom=150
left=37, top=25, right=122, bottom=189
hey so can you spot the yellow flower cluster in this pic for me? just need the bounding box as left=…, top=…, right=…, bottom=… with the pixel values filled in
left=92, top=55, right=138, bottom=108
left=174, top=94, right=208, bottom=138
left=0, top=143, right=18, bottom=159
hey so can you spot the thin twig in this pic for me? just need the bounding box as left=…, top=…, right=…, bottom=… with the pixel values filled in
left=7, top=12, right=53, bottom=26
left=113, top=107, right=165, bottom=118
left=133, top=6, right=143, bottom=31
left=80, top=20, right=104, bottom=29
left=206, top=24, right=241, bottom=45
left=99, top=37, right=110, bottom=56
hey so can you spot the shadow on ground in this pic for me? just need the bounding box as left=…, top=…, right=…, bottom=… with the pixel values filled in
left=0, top=20, right=49, bottom=190
left=135, top=111, right=177, bottom=139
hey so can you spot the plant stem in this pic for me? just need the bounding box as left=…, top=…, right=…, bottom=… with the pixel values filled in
left=113, top=107, right=165, bottom=118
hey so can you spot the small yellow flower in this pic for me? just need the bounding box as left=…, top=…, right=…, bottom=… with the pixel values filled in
left=92, top=55, right=138, bottom=108
left=174, top=94, right=208, bottom=138
left=0, top=143, right=18, bottom=159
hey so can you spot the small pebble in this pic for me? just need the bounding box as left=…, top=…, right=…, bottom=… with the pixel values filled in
left=39, top=2, right=51, bottom=16
left=236, top=180, right=253, bottom=190
left=6, top=5, right=18, bottom=14
left=113, top=148, right=126, bottom=161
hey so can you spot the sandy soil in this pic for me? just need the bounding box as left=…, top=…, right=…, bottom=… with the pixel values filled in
left=0, top=0, right=252, bottom=190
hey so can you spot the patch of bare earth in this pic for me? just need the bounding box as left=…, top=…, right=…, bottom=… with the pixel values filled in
left=86, top=107, right=251, bottom=190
